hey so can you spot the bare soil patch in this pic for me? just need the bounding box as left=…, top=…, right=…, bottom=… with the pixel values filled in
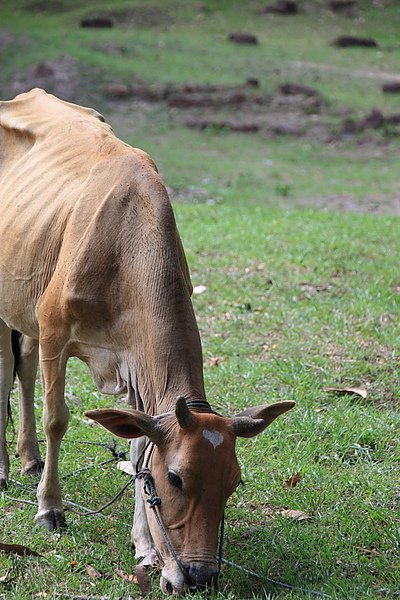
left=7, top=56, right=81, bottom=101
left=5, top=56, right=102, bottom=104
left=80, top=6, right=174, bottom=29
left=5, top=53, right=399, bottom=215
left=296, top=193, right=400, bottom=215
left=22, top=0, right=67, bottom=13
left=0, top=29, right=29, bottom=49
left=102, top=73, right=400, bottom=149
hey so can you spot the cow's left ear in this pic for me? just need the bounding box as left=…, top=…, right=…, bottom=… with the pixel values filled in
left=232, top=401, right=295, bottom=438
left=85, top=408, right=162, bottom=443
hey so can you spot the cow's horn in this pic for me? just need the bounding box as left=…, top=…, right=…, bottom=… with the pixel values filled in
left=175, top=396, right=196, bottom=429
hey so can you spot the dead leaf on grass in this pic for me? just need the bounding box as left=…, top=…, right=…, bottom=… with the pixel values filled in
left=115, top=566, right=137, bottom=583
left=193, top=285, right=207, bottom=294
left=355, top=546, right=380, bottom=557
left=323, top=386, right=368, bottom=399
left=208, top=356, right=222, bottom=367
left=284, top=472, right=302, bottom=488
left=279, top=509, right=313, bottom=521
left=85, top=564, right=102, bottom=578
left=0, top=542, right=40, bottom=557
left=117, top=460, right=135, bottom=475
left=135, top=564, right=152, bottom=596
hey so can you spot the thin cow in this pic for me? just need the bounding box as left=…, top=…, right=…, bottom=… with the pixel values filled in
left=0, top=89, right=295, bottom=595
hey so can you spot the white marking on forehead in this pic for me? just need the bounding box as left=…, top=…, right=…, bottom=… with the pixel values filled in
left=203, top=429, right=224, bottom=449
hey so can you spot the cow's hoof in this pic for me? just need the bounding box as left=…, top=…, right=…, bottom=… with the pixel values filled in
left=22, top=459, right=45, bottom=476
left=35, top=509, right=67, bottom=531
left=0, top=478, right=7, bottom=490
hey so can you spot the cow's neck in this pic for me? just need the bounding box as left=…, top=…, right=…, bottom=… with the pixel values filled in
left=122, top=285, right=206, bottom=416
left=119, top=196, right=207, bottom=416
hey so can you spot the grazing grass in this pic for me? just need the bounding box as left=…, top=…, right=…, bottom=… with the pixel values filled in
left=1, top=1, right=400, bottom=599
left=1, top=206, right=399, bottom=599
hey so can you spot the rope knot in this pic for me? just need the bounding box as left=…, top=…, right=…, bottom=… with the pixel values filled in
left=147, top=495, right=161, bottom=508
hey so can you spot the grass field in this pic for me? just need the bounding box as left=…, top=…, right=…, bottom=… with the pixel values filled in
left=1, top=1, right=399, bottom=599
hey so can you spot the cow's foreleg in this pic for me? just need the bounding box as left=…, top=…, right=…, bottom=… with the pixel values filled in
left=130, top=437, right=159, bottom=567
left=35, top=337, right=69, bottom=531
left=15, top=336, right=43, bottom=476
left=0, top=321, right=13, bottom=489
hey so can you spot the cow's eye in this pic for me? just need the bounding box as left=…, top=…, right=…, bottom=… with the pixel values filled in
left=168, top=471, right=183, bottom=490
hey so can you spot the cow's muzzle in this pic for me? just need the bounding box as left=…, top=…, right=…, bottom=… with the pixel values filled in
left=186, top=562, right=219, bottom=589
left=160, top=562, right=219, bottom=595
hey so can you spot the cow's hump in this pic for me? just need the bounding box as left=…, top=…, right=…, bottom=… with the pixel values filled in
left=0, top=88, right=112, bottom=140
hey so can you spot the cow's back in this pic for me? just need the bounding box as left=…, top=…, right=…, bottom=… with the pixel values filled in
left=0, top=89, right=171, bottom=338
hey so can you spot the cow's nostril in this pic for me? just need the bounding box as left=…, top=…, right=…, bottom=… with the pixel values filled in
left=160, top=576, right=176, bottom=595
left=188, top=563, right=219, bottom=588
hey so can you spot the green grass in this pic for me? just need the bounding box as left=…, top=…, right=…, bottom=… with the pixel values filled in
left=1, top=1, right=400, bottom=599
left=1, top=205, right=399, bottom=599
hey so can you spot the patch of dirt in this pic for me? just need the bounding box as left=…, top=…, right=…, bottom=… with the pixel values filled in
left=6, top=56, right=101, bottom=103
left=103, top=73, right=400, bottom=181
left=103, top=76, right=330, bottom=139
left=332, top=35, right=378, bottom=48
left=297, top=194, right=400, bottom=215
left=289, top=60, right=400, bottom=83
left=228, top=32, right=259, bottom=45
left=80, top=6, right=174, bottom=29
left=92, top=42, right=127, bottom=56
left=102, top=73, right=395, bottom=150
left=22, top=0, right=68, bottom=13
left=261, top=1, right=299, bottom=15
left=0, top=29, right=29, bottom=49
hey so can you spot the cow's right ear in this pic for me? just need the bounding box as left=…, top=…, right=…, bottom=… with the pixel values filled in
left=85, top=408, right=161, bottom=443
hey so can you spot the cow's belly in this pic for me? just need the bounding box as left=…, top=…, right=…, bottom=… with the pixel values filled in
left=0, top=285, right=39, bottom=337
left=0, top=218, right=60, bottom=337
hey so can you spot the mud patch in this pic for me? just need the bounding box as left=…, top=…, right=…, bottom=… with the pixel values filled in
left=297, top=194, right=400, bottom=215
left=22, top=0, right=68, bottom=13
left=0, top=29, right=29, bottom=49
left=7, top=56, right=100, bottom=103
left=103, top=77, right=329, bottom=140
left=80, top=6, right=174, bottom=29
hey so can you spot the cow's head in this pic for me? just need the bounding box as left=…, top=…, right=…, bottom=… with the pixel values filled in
left=86, top=398, right=294, bottom=595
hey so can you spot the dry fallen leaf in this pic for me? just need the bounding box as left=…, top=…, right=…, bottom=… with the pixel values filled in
left=0, top=543, right=40, bottom=557
left=115, top=566, right=137, bottom=584
left=70, top=560, right=78, bottom=569
left=279, top=509, right=312, bottom=521
left=208, top=356, right=222, bottom=367
left=355, top=546, right=380, bottom=557
left=135, top=565, right=152, bottom=596
left=85, top=564, right=102, bottom=578
left=193, top=285, right=206, bottom=295
left=323, top=386, right=368, bottom=399
left=285, top=472, right=302, bottom=489
left=117, top=460, right=135, bottom=475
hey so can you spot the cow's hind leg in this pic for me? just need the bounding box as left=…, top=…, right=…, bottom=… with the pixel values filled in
left=130, top=437, right=159, bottom=567
left=15, top=334, right=43, bottom=476
left=35, top=324, right=69, bottom=531
left=0, top=321, right=14, bottom=489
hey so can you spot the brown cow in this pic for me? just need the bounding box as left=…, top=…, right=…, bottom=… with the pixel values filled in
left=0, top=89, right=295, bottom=594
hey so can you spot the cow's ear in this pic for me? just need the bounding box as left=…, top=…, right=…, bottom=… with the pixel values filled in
left=231, top=401, right=295, bottom=438
left=85, top=408, right=161, bottom=443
